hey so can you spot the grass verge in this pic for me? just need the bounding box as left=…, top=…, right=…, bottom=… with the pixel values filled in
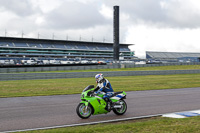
left=21, top=116, right=200, bottom=133
left=1, top=73, right=200, bottom=97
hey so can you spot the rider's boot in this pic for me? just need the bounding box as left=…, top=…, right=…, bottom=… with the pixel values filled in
left=104, top=97, right=112, bottom=111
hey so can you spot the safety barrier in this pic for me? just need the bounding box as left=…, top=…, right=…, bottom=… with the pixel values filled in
left=1, top=69, right=200, bottom=81
left=0, top=62, right=200, bottom=73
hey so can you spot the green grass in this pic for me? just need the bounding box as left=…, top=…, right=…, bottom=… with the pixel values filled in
left=21, top=116, right=200, bottom=133
left=21, top=65, right=200, bottom=73
left=1, top=73, right=200, bottom=98
left=2, top=65, right=200, bottom=132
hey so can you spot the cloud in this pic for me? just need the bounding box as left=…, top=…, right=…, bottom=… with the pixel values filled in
left=0, top=0, right=41, bottom=17
left=102, top=0, right=200, bottom=29
left=126, top=25, right=200, bottom=58
left=162, top=0, right=200, bottom=28
left=41, top=1, right=108, bottom=30
left=1, top=0, right=200, bottom=59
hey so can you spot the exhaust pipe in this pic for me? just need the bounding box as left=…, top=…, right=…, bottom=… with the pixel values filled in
left=113, top=105, right=122, bottom=108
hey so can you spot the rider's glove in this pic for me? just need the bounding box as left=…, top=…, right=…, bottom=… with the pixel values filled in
left=95, top=90, right=101, bottom=94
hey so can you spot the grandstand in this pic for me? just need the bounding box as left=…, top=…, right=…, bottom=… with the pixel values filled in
left=0, top=37, right=135, bottom=65
left=146, top=51, right=200, bottom=63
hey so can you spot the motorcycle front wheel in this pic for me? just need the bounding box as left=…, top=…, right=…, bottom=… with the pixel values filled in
left=76, top=103, right=92, bottom=119
left=113, top=99, right=127, bottom=115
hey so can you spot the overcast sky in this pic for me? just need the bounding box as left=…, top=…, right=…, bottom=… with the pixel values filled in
left=1, top=0, right=200, bottom=58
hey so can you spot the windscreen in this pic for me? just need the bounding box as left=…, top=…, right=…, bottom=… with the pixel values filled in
left=82, top=85, right=94, bottom=92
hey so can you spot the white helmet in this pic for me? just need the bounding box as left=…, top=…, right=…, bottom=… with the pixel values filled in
left=95, top=73, right=104, bottom=83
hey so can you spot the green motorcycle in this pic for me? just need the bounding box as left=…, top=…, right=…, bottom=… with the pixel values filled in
left=76, top=85, right=127, bottom=119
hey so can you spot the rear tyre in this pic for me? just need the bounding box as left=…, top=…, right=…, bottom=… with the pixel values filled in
left=76, top=103, right=92, bottom=119
left=113, top=99, right=127, bottom=115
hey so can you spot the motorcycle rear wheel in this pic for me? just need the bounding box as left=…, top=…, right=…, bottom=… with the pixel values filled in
left=76, top=103, right=92, bottom=119
left=113, top=99, right=127, bottom=115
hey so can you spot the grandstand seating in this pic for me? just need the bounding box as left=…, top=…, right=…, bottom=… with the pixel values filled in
left=1, top=41, right=131, bottom=52
left=0, top=37, right=134, bottom=61
left=120, top=48, right=130, bottom=52
left=14, top=43, right=28, bottom=47
left=65, top=44, right=76, bottom=49
left=41, top=44, right=55, bottom=48
left=146, top=51, right=200, bottom=61
left=76, top=45, right=88, bottom=50
left=54, top=44, right=66, bottom=49
left=98, top=45, right=109, bottom=50
left=28, top=43, right=42, bottom=48
left=87, top=45, right=98, bottom=50
left=0, top=42, right=14, bottom=47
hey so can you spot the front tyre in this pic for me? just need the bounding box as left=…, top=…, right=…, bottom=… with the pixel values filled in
left=76, top=103, right=92, bottom=119
left=113, top=99, right=127, bottom=115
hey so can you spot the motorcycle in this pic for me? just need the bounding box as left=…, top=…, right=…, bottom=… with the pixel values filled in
left=76, top=85, right=127, bottom=119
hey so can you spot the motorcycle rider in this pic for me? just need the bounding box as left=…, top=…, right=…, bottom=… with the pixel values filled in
left=94, top=73, right=114, bottom=111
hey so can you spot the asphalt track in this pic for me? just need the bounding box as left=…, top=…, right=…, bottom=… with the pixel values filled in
left=1, top=87, right=200, bottom=132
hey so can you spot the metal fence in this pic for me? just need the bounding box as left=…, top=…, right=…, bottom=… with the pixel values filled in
left=1, top=69, right=200, bottom=81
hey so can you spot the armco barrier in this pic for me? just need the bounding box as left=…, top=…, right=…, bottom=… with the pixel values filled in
left=1, top=62, right=200, bottom=73
left=0, top=69, right=200, bottom=81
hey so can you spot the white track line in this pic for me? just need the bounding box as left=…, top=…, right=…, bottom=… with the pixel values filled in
left=3, top=114, right=162, bottom=133
left=3, top=109, right=200, bottom=133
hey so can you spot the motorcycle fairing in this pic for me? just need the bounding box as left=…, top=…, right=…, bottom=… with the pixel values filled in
left=110, top=91, right=126, bottom=102
left=80, top=95, right=108, bottom=115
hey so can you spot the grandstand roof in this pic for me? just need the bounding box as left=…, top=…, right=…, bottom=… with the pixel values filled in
left=0, top=37, right=133, bottom=46
left=146, top=51, right=200, bottom=59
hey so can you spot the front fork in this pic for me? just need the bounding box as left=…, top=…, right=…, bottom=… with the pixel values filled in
left=80, top=100, right=89, bottom=109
